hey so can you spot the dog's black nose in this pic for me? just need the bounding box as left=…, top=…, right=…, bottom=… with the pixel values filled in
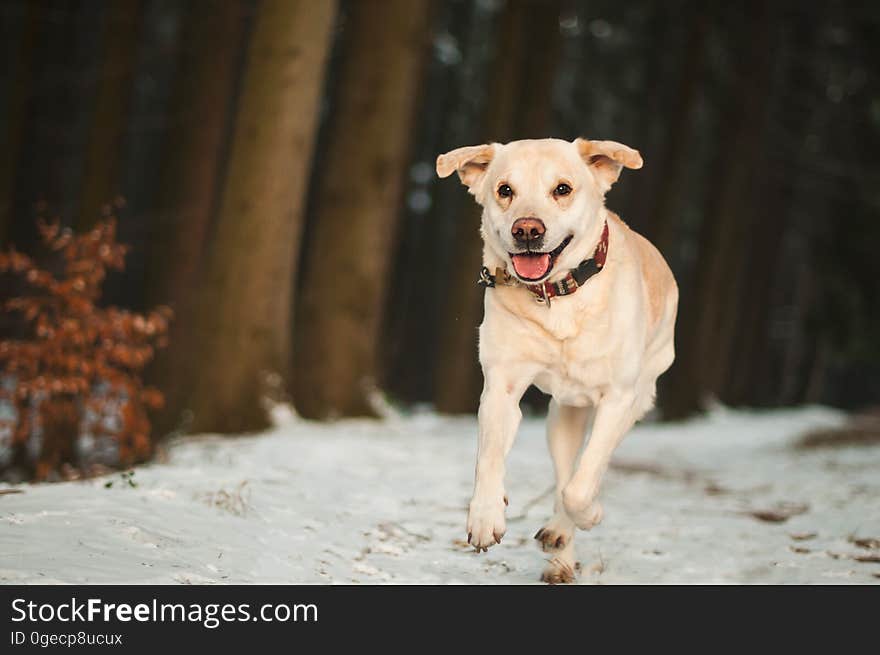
left=511, top=217, right=546, bottom=245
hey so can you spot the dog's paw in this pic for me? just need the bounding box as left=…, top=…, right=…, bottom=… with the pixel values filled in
left=540, top=558, right=580, bottom=584
left=466, top=495, right=507, bottom=553
left=534, top=515, right=574, bottom=553
left=562, top=490, right=604, bottom=530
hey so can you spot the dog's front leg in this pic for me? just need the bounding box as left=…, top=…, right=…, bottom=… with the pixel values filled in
left=535, top=401, right=593, bottom=582
left=467, top=370, right=529, bottom=552
left=562, top=391, right=636, bottom=530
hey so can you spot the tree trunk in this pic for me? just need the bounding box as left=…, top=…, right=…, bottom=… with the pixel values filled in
left=662, top=1, right=774, bottom=419
left=379, top=0, right=491, bottom=406
left=433, top=0, right=563, bottom=414
left=36, top=395, right=80, bottom=481
left=144, top=0, right=245, bottom=310
left=704, top=5, right=778, bottom=399
left=144, top=0, right=246, bottom=434
left=647, top=5, right=709, bottom=253
left=179, top=0, right=338, bottom=433
left=617, top=2, right=672, bottom=233
left=77, top=1, right=143, bottom=228
left=0, top=2, right=40, bottom=244
left=722, top=171, right=792, bottom=406
left=292, top=0, right=431, bottom=419
left=7, top=1, right=102, bottom=251
left=723, top=16, right=816, bottom=406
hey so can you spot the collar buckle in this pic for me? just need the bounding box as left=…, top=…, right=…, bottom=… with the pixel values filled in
left=535, top=282, right=550, bottom=307
left=477, top=266, right=495, bottom=288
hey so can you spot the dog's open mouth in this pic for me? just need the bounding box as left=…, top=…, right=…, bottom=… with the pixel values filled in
left=510, top=236, right=572, bottom=281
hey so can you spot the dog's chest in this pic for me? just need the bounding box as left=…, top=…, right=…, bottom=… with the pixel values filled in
left=527, top=306, right=615, bottom=406
left=532, top=329, right=612, bottom=406
left=488, top=285, right=617, bottom=405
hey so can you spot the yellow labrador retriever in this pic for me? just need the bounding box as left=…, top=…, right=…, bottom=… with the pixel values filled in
left=436, top=138, right=678, bottom=583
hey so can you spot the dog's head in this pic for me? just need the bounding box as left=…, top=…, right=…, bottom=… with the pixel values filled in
left=436, top=138, right=642, bottom=283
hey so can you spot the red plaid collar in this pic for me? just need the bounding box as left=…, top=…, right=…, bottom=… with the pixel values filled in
left=478, top=221, right=609, bottom=305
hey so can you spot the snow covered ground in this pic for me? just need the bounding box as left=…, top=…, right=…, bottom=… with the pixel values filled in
left=1, top=404, right=878, bottom=584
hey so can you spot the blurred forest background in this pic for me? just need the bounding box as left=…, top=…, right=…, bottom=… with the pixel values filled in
left=1, top=0, right=879, bottom=479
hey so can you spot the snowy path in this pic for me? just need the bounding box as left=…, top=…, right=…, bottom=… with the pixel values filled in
left=1, top=406, right=878, bottom=584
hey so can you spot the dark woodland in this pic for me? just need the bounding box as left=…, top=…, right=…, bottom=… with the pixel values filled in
left=1, top=0, right=878, bottom=480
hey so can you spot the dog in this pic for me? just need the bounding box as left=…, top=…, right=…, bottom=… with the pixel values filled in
left=436, top=138, right=678, bottom=583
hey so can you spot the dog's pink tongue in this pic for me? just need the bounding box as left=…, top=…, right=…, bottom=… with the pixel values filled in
left=511, top=253, right=551, bottom=280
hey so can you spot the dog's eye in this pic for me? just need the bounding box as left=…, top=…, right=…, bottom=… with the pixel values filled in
left=497, top=184, right=513, bottom=198
left=554, top=183, right=572, bottom=197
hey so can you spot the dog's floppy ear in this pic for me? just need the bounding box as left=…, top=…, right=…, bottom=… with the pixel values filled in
left=436, top=144, right=496, bottom=194
left=575, top=138, right=643, bottom=192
